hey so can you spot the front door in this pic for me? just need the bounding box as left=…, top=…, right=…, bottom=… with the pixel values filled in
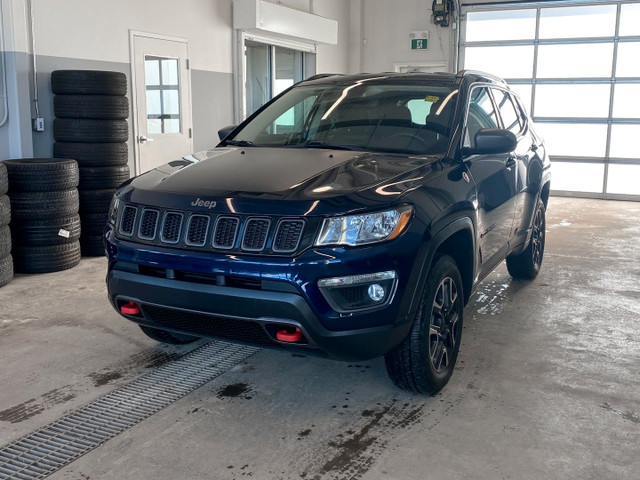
left=132, top=34, right=192, bottom=174
left=464, top=86, right=517, bottom=276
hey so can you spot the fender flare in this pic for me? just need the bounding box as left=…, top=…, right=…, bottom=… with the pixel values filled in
left=407, top=216, right=476, bottom=315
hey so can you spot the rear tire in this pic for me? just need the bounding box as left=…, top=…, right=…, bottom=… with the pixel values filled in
left=138, top=325, right=200, bottom=345
left=506, top=199, right=546, bottom=280
left=385, top=254, right=464, bottom=395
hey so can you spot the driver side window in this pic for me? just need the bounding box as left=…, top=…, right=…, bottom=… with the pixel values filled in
left=464, top=87, right=499, bottom=148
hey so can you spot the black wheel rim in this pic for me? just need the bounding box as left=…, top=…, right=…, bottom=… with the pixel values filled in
left=531, top=206, right=545, bottom=269
left=428, top=277, right=460, bottom=374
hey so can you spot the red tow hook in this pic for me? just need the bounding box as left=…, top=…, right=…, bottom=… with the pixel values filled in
left=277, top=327, right=302, bottom=343
left=120, top=301, right=141, bottom=316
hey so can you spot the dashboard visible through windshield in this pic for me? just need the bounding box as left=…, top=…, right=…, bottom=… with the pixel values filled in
left=227, top=82, right=459, bottom=155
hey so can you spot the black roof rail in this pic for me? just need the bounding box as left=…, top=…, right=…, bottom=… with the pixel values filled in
left=303, top=73, right=346, bottom=81
left=456, top=69, right=507, bottom=84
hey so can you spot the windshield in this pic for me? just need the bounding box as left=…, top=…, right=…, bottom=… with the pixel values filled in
left=227, top=81, right=459, bottom=155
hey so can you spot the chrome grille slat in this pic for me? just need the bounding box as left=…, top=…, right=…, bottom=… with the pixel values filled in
left=185, top=214, right=210, bottom=246
left=242, top=218, right=271, bottom=251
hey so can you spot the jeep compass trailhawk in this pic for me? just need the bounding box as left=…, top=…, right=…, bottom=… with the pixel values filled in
left=106, top=71, right=550, bottom=394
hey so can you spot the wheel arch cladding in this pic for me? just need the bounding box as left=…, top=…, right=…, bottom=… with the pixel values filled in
left=540, top=181, right=551, bottom=209
left=434, top=227, right=475, bottom=305
left=409, top=217, right=476, bottom=313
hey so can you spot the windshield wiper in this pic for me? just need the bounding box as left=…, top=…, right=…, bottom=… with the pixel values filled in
left=285, top=141, right=362, bottom=151
left=223, top=139, right=256, bottom=147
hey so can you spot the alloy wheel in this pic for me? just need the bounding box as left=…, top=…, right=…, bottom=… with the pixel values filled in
left=428, top=277, right=460, bottom=374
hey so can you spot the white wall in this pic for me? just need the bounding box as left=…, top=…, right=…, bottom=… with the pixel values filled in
left=350, top=0, right=455, bottom=74
left=32, top=0, right=234, bottom=73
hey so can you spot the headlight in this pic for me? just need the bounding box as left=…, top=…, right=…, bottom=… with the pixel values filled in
left=108, top=196, right=120, bottom=226
left=315, top=206, right=413, bottom=247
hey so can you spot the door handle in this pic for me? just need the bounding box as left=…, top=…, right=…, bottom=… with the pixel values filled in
left=139, top=135, right=154, bottom=144
left=506, top=157, right=516, bottom=169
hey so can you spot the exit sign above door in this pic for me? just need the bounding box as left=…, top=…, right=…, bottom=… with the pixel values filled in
left=410, top=31, right=429, bottom=50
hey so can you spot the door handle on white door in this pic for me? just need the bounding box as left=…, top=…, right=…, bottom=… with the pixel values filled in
left=139, top=135, right=154, bottom=144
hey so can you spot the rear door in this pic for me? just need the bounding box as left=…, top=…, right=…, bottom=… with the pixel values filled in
left=464, top=86, right=517, bottom=275
left=491, top=88, right=535, bottom=248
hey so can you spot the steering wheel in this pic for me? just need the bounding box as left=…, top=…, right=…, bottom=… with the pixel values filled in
left=386, top=133, right=432, bottom=149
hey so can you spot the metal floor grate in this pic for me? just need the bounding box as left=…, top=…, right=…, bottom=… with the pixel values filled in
left=0, top=341, right=259, bottom=479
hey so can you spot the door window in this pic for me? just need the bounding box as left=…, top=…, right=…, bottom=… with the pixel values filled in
left=144, top=56, right=181, bottom=134
left=465, top=87, right=499, bottom=147
left=492, top=89, right=522, bottom=135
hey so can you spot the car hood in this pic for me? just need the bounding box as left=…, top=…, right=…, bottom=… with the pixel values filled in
left=120, top=147, right=441, bottom=215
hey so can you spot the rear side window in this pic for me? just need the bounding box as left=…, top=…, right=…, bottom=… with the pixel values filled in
left=492, top=88, right=523, bottom=135
left=465, top=87, right=499, bottom=147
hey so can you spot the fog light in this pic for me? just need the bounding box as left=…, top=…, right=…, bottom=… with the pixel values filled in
left=317, top=271, right=397, bottom=312
left=368, top=283, right=385, bottom=302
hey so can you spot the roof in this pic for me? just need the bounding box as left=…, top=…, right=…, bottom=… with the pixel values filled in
left=299, top=70, right=507, bottom=87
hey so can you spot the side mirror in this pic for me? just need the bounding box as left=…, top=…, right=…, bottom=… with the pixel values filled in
left=465, top=128, right=517, bottom=155
left=218, top=125, right=238, bottom=141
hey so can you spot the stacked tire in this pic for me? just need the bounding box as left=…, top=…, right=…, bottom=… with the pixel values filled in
left=52, top=70, right=130, bottom=257
left=0, top=162, right=13, bottom=287
left=5, top=159, right=81, bottom=274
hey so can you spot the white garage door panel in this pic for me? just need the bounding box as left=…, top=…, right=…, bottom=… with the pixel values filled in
left=462, top=1, right=640, bottom=200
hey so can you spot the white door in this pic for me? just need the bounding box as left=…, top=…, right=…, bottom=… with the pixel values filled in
left=132, top=34, right=192, bottom=174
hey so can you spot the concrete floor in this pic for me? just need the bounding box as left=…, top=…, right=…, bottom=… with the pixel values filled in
left=0, top=197, right=639, bottom=480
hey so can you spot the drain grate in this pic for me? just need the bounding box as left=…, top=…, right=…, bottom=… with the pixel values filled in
left=0, top=341, right=258, bottom=479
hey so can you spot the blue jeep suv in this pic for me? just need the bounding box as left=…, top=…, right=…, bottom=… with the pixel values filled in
left=106, top=70, right=550, bottom=394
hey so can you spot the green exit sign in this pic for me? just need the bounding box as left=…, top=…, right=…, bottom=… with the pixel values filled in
left=411, top=38, right=428, bottom=50
left=410, top=31, right=429, bottom=50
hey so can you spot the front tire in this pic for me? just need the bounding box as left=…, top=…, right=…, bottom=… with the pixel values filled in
left=385, top=254, right=464, bottom=395
left=138, top=325, right=200, bottom=345
left=506, top=199, right=546, bottom=280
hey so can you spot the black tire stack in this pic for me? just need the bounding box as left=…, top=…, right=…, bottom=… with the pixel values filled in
left=0, top=162, right=13, bottom=287
left=52, top=70, right=130, bottom=257
left=5, top=159, right=81, bottom=274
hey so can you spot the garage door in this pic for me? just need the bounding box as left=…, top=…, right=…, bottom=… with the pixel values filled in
left=461, top=1, right=640, bottom=201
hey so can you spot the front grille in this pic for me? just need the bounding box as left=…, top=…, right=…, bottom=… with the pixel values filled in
left=213, top=216, right=239, bottom=249
left=143, top=305, right=282, bottom=348
left=138, top=209, right=159, bottom=240
left=242, top=218, right=270, bottom=251
left=186, top=215, right=210, bottom=246
left=119, top=206, right=137, bottom=236
left=116, top=203, right=312, bottom=255
left=273, top=220, right=305, bottom=252
left=161, top=212, right=183, bottom=243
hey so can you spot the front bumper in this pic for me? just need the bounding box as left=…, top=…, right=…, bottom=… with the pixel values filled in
left=106, top=228, right=424, bottom=361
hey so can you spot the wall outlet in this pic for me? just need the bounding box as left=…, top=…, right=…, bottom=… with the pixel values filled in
left=32, top=117, right=45, bottom=132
